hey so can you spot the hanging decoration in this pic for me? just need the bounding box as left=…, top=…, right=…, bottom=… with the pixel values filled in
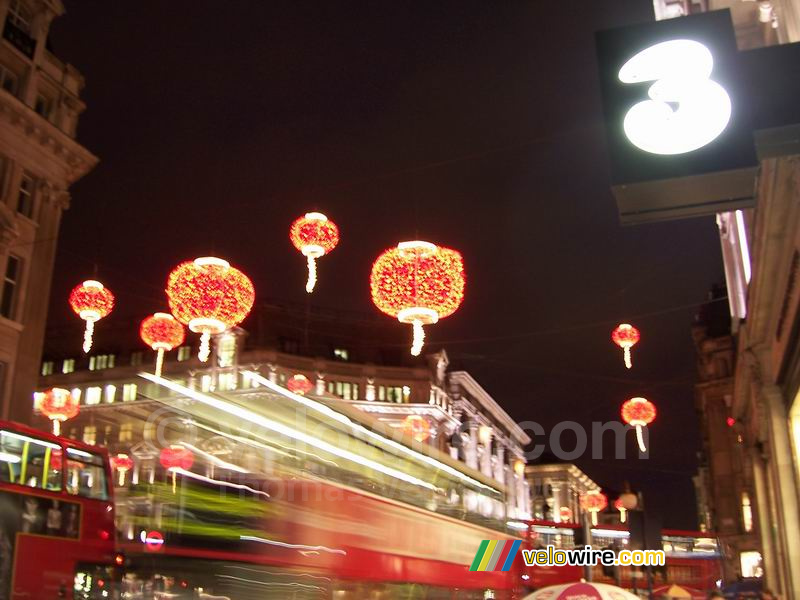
left=69, top=280, right=115, bottom=353
left=39, top=388, right=79, bottom=435
left=286, top=374, right=314, bottom=395
left=559, top=506, right=573, bottom=522
left=370, top=241, right=465, bottom=356
left=611, top=323, right=640, bottom=369
left=140, top=313, right=186, bottom=377
left=401, top=415, right=431, bottom=443
left=580, top=490, right=608, bottom=526
left=111, top=453, right=134, bottom=486
left=159, top=446, right=194, bottom=493
left=165, top=257, right=255, bottom=362
left=290, top=212, right=340, bottom=293
left=621, top=396, right=657, bottom=453
left=614, top=498, right=628, bottom=523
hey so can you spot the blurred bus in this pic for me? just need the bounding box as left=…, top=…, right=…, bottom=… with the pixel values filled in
left=0, top=420, right=117, bottom=599
left=523, top=520, right=723, bottom=591
left=113, top=373, right=525, bottom=599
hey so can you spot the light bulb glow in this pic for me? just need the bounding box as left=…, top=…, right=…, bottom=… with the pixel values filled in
left=619, top=39, right=731, bottom=155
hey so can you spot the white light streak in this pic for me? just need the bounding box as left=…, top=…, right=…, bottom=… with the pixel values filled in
left=735, top=210, right=751, bottom=284
left=171, top=468, right=270, bottom=498
left=240, top=535, right=346, bottom=555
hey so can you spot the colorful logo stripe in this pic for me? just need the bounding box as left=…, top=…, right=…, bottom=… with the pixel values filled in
left=469, top=540, right=521, bottom=571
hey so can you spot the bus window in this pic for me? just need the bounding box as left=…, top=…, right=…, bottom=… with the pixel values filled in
left=0, top=429, right=62, bottom=490
left=66, top=447, right=109, bottom=500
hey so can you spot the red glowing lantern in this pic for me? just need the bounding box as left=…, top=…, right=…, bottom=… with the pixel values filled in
left=614, top=497, right=628, bottom=523
left=290, top=212, right=340, bottom=293
left=160, top=446, right=194, bottom=493
left=165, top=257, right=255, bottom=362
left=621, top=396, right=657, bottom=453
left=559, top=506, right=572, bottom=522
left=401, top=415, right=431, bottom=443
left=611, top=323, right=640, bottom=369
left=39, top=388, right=79, bottom=435
left=140, top=312, right=186, bottom=377
left=111, top=453, right=134, bottom=486
left=69, top=280, right=114, bottom=353
left=370, top=241, right=465, bottom=356
left=580, top=490, right=608, bottom=526
left=286, top=374, right=314, bottom=395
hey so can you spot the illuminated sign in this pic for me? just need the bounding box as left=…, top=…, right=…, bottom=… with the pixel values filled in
left=142, top=530, right=164, bottom=552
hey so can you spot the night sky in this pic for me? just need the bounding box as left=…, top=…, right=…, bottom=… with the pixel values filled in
left=47, top=1, right=726, bottom=529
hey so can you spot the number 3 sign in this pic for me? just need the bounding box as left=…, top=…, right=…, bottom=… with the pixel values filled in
left=618, top=39, right=732, bottom=155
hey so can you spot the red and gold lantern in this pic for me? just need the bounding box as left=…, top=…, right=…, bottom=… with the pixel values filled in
left=111, top=453, right=134, bottom=486
left=165, top=257, right=254, bottom=362
left=611, top=323, right=640, bottom=369
left=160, top=446, right=194, bottom=493
left=39, top=387, right=79, bottom=435
left=69, top=280, right=114, bottom=353
left=580, top=490, right=608, bottom=526
left=286, top=374, right=314, bottom=396
left=140, top=313, right=185, bottom=377
left=614, top=497, right=628, bottom=523
left=621, top=396, right=657, bottom=453
left=401, top=415, right=431, bottom=443
left=290, top=212, right=339, bottom=293
left=370, top=241, right=465, bottom=356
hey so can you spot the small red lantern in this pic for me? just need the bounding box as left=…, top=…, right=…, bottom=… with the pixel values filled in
left=69, top=280, right=114, bottom=353
left=621, top=396, right=657, bottom=453
left=165, top=257, right=255, bottom=362
left=160, top=446, right=194, bottom=493
left=580, top=490, right=608, bottom=526
left=370, top=241, right=465, bottom=356
left=286, top=374, right=314, bottom=395
left=611, top=323, right=640, bottom=369
left=614, top=497, right=628, bottom=523
left=401, top=415, right=431, bottom=443
left=39, top=388, right=79, bottom=435
left=111, top=453, right=134, bottom=486
left=140, top=313, right=186, bottom=377
left=290, top=212, right=340, bottom=293
left=559, top=506, right=573, bottom=522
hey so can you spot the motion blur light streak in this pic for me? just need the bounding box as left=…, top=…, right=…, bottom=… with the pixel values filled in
left=243, top=370, right=497, bottom=492
left=240, top=535, right=347, bottom=555
left=171, top=468, right=270, bottom=499
left=178, top=442, right=249, bottom=474
left=139, top=372, right=438, bottom=491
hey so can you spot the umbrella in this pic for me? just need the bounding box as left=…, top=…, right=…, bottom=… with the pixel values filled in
left=653, top=584, right=707, bottom=600
left=524, top=582, right=641, bottom=600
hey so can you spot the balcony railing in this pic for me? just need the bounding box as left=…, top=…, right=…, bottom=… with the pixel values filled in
left=3, top=19, right=36, bottom=59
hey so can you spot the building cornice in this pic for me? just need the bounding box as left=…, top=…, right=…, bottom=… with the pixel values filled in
left=448, top=371, right=531, bottom=445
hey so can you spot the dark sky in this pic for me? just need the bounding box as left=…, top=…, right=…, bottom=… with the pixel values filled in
left=48, top=1, right=725, bottom=529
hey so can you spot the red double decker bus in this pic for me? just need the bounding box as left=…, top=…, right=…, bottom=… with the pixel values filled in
left=0, top=420, right=117, bottom=599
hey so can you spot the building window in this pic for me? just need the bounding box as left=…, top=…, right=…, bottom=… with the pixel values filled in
left=741, top=492, right=753, bottom=533
left=119, top=423, right=133, bottom=443
left=0, top=255, right=21, bottom=320
left=70, top=388, right=81, bottom=403
left=34, top=94, right=52, bottom=119
left=333, top=348, right=349, bottom=361
left=0, top=429, right=62, bottom=490
left=40, top=361, right=54, bottom=376
left=0, top=65, right=18, bottom=95
left=218, top=372, right=236, bottom=391
left=6, top=1, right=32, bottom=34
left=740, top=551, right=763, bottom=578
left=85, top=387, right=101, bottom=405
left=201, top=374, right=212, bottom=392
left=62, top=359, right=75, bottom=374
left=122, top=383, right=137, bottom=402
left=177, top=346, right=191, bottom=362
left=89, top=354, right=115, bottom=371
left=104, top=385, right=116, bottom=404
left=82, top=426, right=96, bottom=446
left=16, top=172, right=34, bottom=218
left=216, top=334, right=236, bottom=368
left=130, top=351, right=143, bottom=367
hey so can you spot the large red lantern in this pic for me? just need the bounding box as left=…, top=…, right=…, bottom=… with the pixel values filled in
left=290, top=212, right=339, bottom=293
left=160, top=446, right=194, bottom=493
left=111, top=453, right=134, bottom=486
left=580, top=490, right=608, bottom=526
left=69, top=280, right=114, bottom=353
left=611, top=323, right=640, bottom=369
left=401, top=415, right=431, bottom=443
left=370, top=241, right=465, bottom=356
left=286, top=374, right=314, bottom=396
left=165, top=257, right=255, bottom=362
left=39, top=388, right=79, bottom=435
left=621, top=396, right=657, bottom=453
left=140, top=312, right=186, bottom=377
